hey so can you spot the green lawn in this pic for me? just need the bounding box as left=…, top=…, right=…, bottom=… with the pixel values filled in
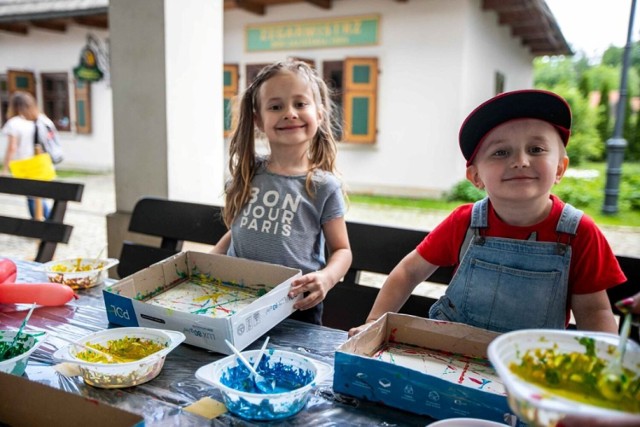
left=349, top=162, right=640, bottom=228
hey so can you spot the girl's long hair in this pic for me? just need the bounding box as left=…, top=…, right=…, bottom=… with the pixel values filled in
left=7, top=91, right=40, bottom=121
left=223, top=60, right=341, bottom=227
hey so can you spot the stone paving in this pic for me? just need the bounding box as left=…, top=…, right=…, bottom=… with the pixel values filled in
left=1, top=172, right=639, bottom=264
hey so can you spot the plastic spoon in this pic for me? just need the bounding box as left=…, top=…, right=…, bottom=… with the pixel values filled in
left=225, top=339, right=276, bottom=393
left=51, top=333, right=121, bottom=363
left=252, top=336, right=270, bottom=371
left=598, top=310, right=633, bottom=401
left=0, top=303, right=36, bottom=360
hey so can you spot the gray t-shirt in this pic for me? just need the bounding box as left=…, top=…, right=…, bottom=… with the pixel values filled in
left=228, top=160, right=346, bottom=274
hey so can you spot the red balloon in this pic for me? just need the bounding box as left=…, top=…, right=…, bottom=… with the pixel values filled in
left=0, top=282, right=76, bottom=306
left=0, top=258, right=17, bottom=284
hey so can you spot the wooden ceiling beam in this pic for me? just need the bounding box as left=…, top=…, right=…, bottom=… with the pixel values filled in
left=482, top=0, right=530, bottom=13
left=31, top=19, right=67, bottom=32
left=234, top=0, right=266, bottom=16
left=511, top=24, right=550, bottom=38
left=0, top=22, right=28, bottom=35
left=497, top=10, right=538, bottom=26
left=72, top=15, right=108, bottom=29
left=304, top=0, right=331, bottom=9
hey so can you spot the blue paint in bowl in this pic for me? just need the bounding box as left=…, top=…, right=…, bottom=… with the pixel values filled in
left=196, top=349, right=332, bottom=421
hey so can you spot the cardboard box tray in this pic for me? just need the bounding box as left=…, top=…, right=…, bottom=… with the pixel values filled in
left=333, top=313, right=525, bottom=426
left=104, top=251, right=301, bottom=354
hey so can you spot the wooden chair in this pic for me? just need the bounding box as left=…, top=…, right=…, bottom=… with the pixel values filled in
left=117, top=197, right=228, bottom=278
left=322, top=221, right=453, bottom=330
left=0, top=176, right=84, bottom=262
left=608, top=256, right=640, bottom=339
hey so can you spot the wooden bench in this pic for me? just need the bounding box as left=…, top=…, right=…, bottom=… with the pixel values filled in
left=322, top=220, right=640, bottom=339
left=117, top=197, right=228, bottom=278
left=0, top=176, right=84, bottom=262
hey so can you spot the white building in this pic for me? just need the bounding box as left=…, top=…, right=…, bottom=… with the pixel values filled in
left=0, top=0, right=570, bottom=254
left=0, top=0, right=570, bottom=197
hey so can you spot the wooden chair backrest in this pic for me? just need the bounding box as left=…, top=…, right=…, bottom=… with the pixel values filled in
left=117, top=197, right=227, bottom=278
left=0, top=176, right=84, bottom=262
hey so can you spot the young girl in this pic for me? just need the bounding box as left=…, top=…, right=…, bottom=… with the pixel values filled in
left=1, top=91, right=56, bottom=219
left=212, top=60, right=352, bottom=325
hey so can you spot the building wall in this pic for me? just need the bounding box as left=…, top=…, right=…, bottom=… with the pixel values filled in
left=0, top=0, right=536, bottom=197
left=224, top=0, right=535, bottom=197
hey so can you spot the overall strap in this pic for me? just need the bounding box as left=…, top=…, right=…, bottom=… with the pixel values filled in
left=458, top=198, right=489, bottom=262
left=470, top=197, right=489, bottom=228
left=556, top=203, right=583, bottom=236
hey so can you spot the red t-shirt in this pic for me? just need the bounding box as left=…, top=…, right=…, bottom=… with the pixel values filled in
left=416, top=195, right=626, bottom=296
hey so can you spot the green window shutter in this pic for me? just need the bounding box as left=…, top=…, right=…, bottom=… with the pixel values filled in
left=344, top=58, right=378, bottom=143
left=352, top=66, right=370, bottom=84
left=223, top=64, right=239, bottom=137
left=77, top=100, right=86, bottom=126
left=351, top=97, right=369, bottom=135
left=74, top=78, right=91, bottom=134
left=223, top=98, right=232, bottom=132
left=7, top=70, right=35, bottom=98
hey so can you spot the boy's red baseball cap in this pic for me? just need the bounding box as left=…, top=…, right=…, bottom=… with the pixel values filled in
left=459, top=89, right=572, bottom=166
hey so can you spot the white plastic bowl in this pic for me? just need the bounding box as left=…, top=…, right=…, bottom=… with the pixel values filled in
left=42, top=258, right=119, bottom=289
left=52, top=327, right=185, bottom=388
left=195, top=349, right=332, bottom=420
left=0, top=330, right=48, bottom=376
left=488, top=329, right=640, bottom=426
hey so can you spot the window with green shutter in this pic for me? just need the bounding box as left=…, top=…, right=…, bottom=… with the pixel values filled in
left=7, top=70, right=35, bottom=99
left=223, top=64, right=239, bottom=137
left=344, top=58, right=378, bottom=143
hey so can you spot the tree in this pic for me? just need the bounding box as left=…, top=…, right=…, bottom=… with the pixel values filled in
left=597, top=80, right=612, bottom=152
left=533, top=56, right=577, bottom=88
left=553, top=85, right=602, bottom=164
left=578, top=74, right=590, bottom=98
left=631, top=106, right=640, bottom=160
left=623, top=85, right=634, bottom=144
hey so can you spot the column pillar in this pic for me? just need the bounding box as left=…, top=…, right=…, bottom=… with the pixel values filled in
left=106, top=0, right=224, bottom=269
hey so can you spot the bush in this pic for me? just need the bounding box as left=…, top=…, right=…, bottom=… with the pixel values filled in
left=446, top=180, right=485, bottom=203
left=553, top=180, right=598, bottom=207
left=621, top=172, right=640, bottom=211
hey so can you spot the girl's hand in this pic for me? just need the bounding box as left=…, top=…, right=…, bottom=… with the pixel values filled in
left=348, top=321, right=375, bottom=338
left=289, top=272, right=332, bottom=311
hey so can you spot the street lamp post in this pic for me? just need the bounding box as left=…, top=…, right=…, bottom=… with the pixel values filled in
left=603, top=0, right=637, bottom=214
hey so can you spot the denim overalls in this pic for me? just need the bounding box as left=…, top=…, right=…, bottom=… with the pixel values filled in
left=429, top=197, right=583, bottom=333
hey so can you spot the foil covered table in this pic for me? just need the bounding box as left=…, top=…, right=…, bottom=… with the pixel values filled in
left=0, top=258, right=436, bottom=426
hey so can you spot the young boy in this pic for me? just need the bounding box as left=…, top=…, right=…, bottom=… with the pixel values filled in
left=349, top=90, right=626, bottom=337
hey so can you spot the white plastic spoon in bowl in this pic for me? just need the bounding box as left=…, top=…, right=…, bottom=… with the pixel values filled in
left=598, top=311, right=633, bottom=401
left=225, top=339, right=275, bottom=393
left=252, top=336, right=270, bottom=371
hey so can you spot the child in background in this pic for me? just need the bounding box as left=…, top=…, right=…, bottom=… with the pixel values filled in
left=1, top=91, right=56, bottom=219
left=349, top=89, right=625, bottom=337
left=212, top=60, right=352, bottom=325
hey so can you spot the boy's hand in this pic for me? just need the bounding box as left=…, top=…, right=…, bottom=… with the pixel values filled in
left=289, top=272, right=331, bottom=311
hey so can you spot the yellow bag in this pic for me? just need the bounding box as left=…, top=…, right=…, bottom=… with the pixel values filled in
left=9, top=153, right=57, bottom=181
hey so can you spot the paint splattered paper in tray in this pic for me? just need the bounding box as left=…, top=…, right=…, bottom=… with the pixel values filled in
left=371, top=342, right=505, bottom=395
left=145, top=277, right=270, bottom=318
left=103, top=251, right=302, bottom=354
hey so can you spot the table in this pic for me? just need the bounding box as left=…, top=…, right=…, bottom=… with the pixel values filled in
left=0, top=259, right=436, bottom=426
